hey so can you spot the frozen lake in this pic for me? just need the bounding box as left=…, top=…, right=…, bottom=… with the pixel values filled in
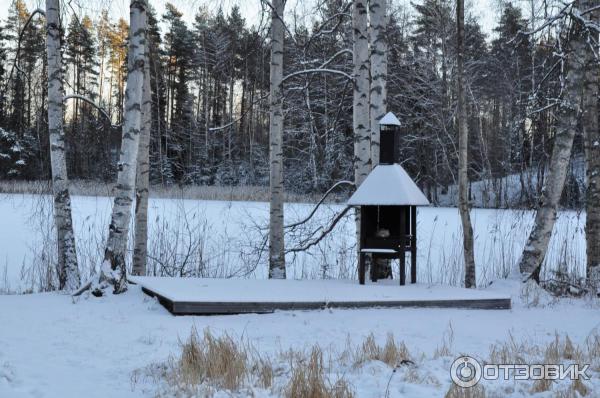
left=0, top=193, right=587, bottom=293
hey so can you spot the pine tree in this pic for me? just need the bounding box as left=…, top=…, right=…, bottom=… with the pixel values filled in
left=6, top=0, right=44, bottom=136
left=107, top=18, right=129, bottom=124
left=162, top=3, right=195, bottom=182
left=146, top=5, right=168, bottom=185
left=0, top=22, right=9, bottom=126
left=65, top=15, right=99, bottom=177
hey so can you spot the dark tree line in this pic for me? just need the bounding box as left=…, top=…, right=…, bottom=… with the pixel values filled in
left=0, top=0, right=586, bottom=207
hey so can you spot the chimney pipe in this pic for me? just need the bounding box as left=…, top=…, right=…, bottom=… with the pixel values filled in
left=379, top=112, right=401, bottom=165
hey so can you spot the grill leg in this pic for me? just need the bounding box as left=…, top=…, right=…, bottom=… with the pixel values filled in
left=400, top=253, right=406, bottom=286
left=411, top=250, right=417, bottom=284
left=411, top=206, right=417, bottom=284
left=359, top=253, right=365, bottom=285
left=370, top=254, right=378, bottom=283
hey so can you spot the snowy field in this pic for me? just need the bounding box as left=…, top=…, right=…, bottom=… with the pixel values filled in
left=0, top=193, right=597, bottom=397
left=0, top=193, right=588, bottom=293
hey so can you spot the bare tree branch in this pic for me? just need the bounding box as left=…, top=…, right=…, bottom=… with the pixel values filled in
left=63, top=95, right=119, bottom=128
left=286, top=206, right=352, bottom=253
left=285, top=180, right=354, bottom=230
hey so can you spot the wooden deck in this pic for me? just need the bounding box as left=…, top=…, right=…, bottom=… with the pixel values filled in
left=134, top=277, right=511, bottom=315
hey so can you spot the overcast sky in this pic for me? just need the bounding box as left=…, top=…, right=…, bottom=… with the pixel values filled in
left=0, top=0, right=502, bottom=37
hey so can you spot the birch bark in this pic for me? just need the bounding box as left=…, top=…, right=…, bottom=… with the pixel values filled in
left=46, top=0, right=80, bottom=291
left=353, top=0, right=370, bottom=186
left=369, top=0, right=387, bottom=167
left=132, top=25, right=151, bottom=277
left=519, top=2, right=587, bottom=282
left=353, top=0, right=370, bottom=278
left=94, top=0, right=147, bottom=295
left=268, top=0, right=286, bottom=279
left=457, top=0, right=476, bottom=288
left=583, top=5, right=600, bottom=287
left=368, top=0, right=392, bottom=279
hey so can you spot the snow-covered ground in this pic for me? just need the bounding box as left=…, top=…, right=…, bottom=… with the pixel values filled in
left=0, top=193, right=587, bottom=293
left=0, top=281, right=599, bottom=397
left=0, top=193, right=596, bottom=397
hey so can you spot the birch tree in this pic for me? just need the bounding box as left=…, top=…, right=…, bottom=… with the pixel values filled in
left=583, top=5, right=600, bottom=288
left=456, top=0, right=476, bottom=288
left=519, top=1, right=588, bottom=283
left=46, top=0, right=80, bottom=291
left=368, top=0, right=393, bottom=279
left=353, top=0, right=370, bottom=278
left=268, top=0, right=286, bottom=279
left=132, top=29, right=151, bottom=277
left=369, top=0, right=387, bottom=167
left=93, top=0, right=147, bottom=295
left=353, top=0, right=370, bottom=186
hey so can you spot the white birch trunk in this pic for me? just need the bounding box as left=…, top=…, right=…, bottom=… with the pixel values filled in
left=268, top=0, right=286, bottom=279
left=583, top=5, right=600, bottom=288
left=132, top=24, right=151, bottom=277
left=46, top=0, right=80, bottom=291
left=369, top=0, right=387, bottom=167
left=94, top=0, right=147, bottom=295
left=519, top=3, right=587, bottom=282
left=353, top=0, right=371, bottom=186
left=457, top=0, right=476, bottom=288
left=353, top=0, right=370, bottom=277
left=368, top=0, right=392, bottom=279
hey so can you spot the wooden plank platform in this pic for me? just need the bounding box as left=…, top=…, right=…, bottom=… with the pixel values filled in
left=133, top=277, right=511, bottom=315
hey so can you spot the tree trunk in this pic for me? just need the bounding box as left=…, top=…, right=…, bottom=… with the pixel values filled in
left=353, top=0, right=370, bottom=187
left=46, top=0, right=80, bottom=291
left=369, top=0, right=388, bottom=167
left=132, top=29, right=151, bottom=277
left=457, top=0, right=476, bottom=288
left=94, top=0, right=147, bottom=295
left=353, top=0, right=370, bottom=279
left=268, top=0, right=286, bottom=279
left=519, top=4, right=587, bottom=282
left=369, top=0, right=392, bottom=279
left=583, top=5, right=600, bottom=288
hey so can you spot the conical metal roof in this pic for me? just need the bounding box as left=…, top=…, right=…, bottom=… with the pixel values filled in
left=379, top=112, right=401, bottom=126
left=348, top=164, right=430, bottom=206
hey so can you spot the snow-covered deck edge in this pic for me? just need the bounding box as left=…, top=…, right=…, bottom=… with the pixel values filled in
left=135, top=278, right=511, bottom=315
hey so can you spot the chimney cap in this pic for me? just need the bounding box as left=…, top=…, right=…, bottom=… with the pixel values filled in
left=379, top=112, right=401, bottom=127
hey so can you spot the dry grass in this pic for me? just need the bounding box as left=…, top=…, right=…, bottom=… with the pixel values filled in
left=488, top=332, right=537, bottom=364
left=285, top=347, right=353, bottom=398
left=0, top=179, right=332, bottom=203
left=155, top=328, right=354, bottom=397
left=176, top=327, right=249, bottom=391
left=253, top=357, right=275, bottom=389
left=530, top=376, right=553, bottom=393
left=485, top=333, right=596, bottom=396
left=567, top=378, right=589, bottom=397
left=143, top=328, right=598, bottom=397
left=352, top=333, right=412, bottom=367
left=553, top=378, right=590, bottom=397
left=444, top=383, right=486, bottom=398
left=584, top=331, right=600, bottom=370
left=434, top=322, right=455, bottom=359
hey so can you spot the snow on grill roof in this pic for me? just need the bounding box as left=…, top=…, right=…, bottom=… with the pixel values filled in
left=379, top=112, right=401, bottom=126
left=348, top=164, right=430, bottom=206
